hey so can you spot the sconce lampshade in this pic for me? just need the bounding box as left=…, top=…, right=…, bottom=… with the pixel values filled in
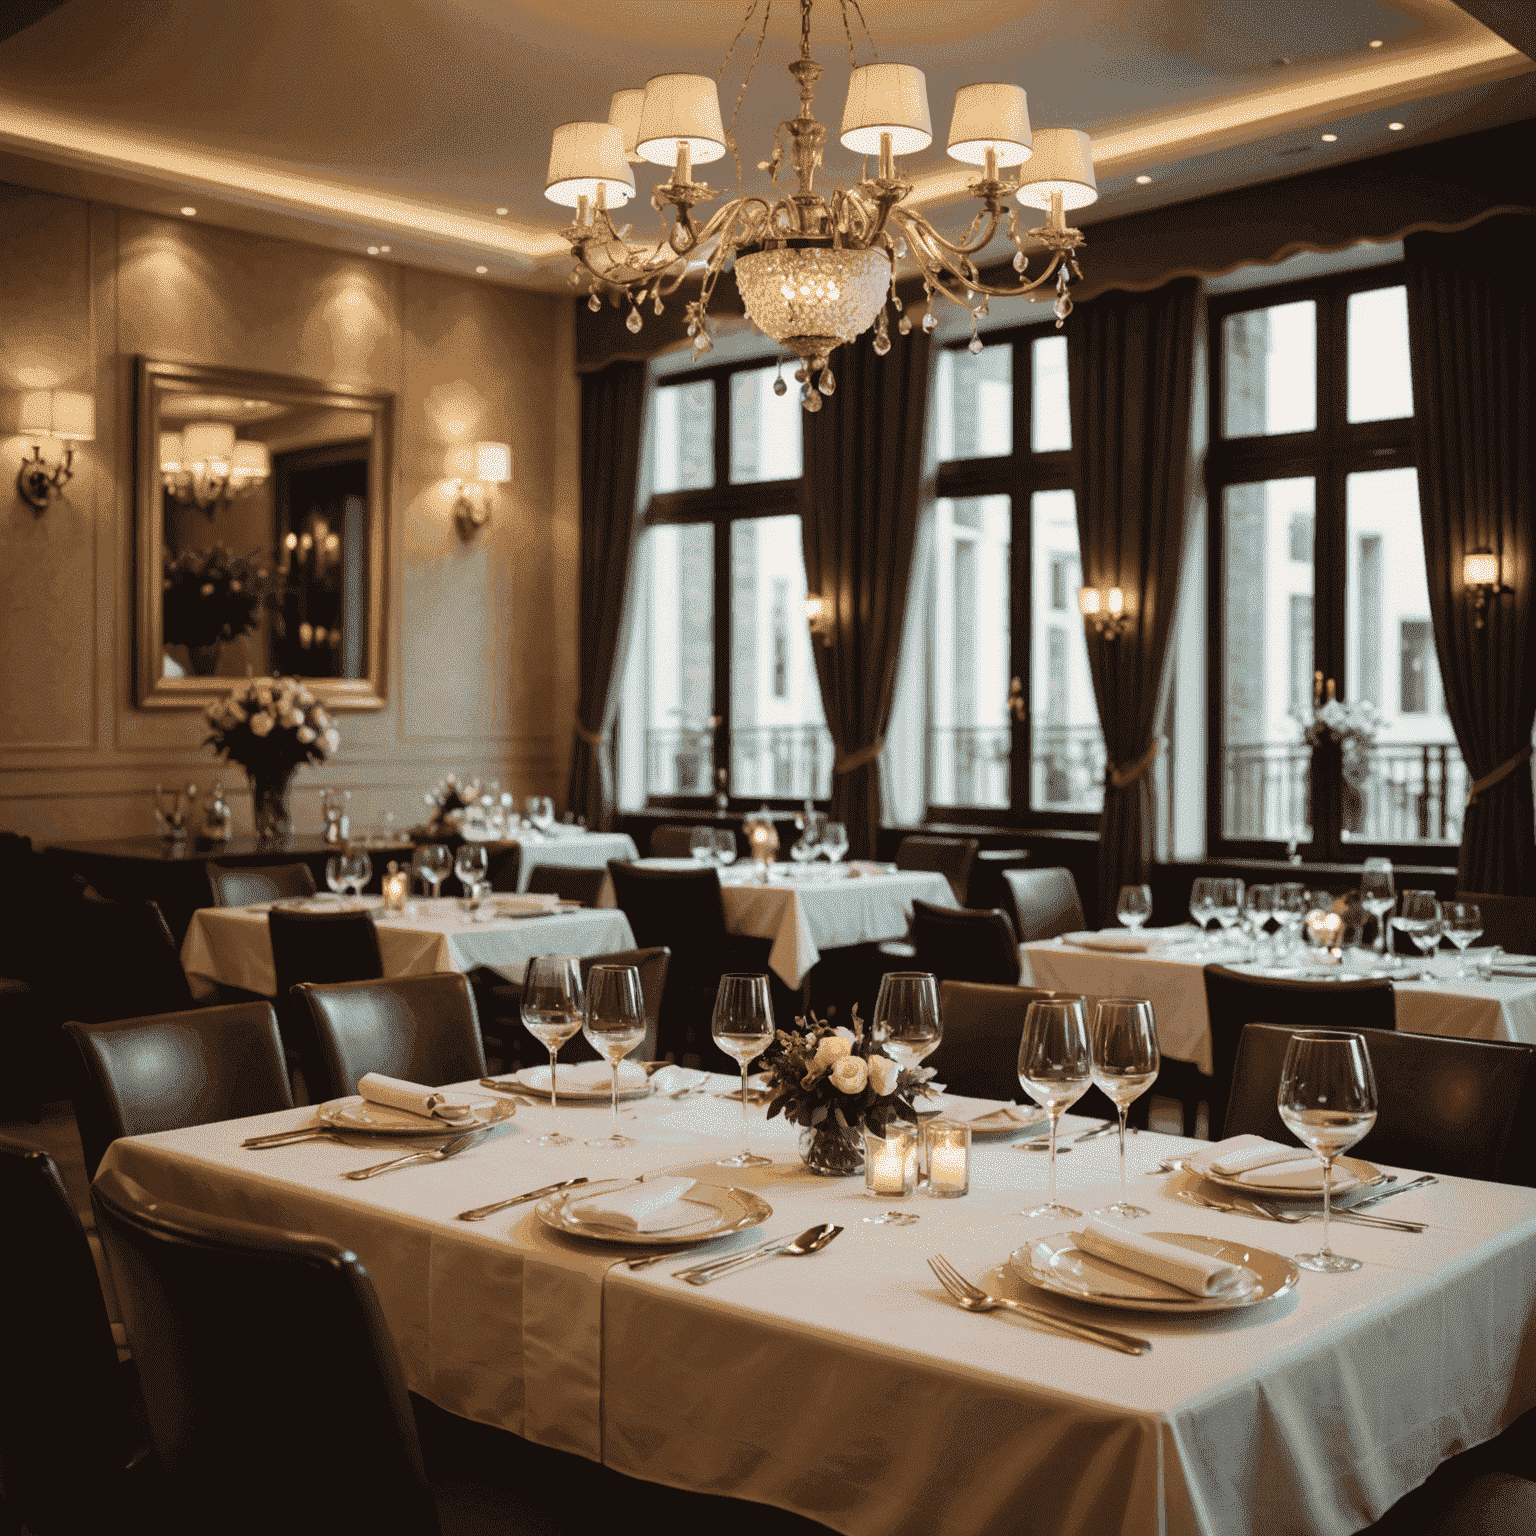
left=182, top=421, right=236, bottom=464
left=608, top=88, right=647, bottom=161
left=635, top=74, right=727, bottom=166
left=946, top=83, right=1032, bottom=166
left=231, top=441, right=270, bottom=479
left=840, top=64, right=933, bottom=156
left=18, top=388, right=95, bottom=441
left=1463, top=549, right=1499, bottom=586
left=1015, top=127, right=1098, bottom=210
left=473, top=441, right=512, bottom=483
left=545, top=122, right=636, bottom=208
left=159, top=432, right=184, bottom=472
left=1078, top=586, right=1101, bottom=617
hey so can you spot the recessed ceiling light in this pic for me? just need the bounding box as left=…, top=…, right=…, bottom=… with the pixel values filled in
left=495, top=207, right=508, bottom=216
left=379, top=245, right=390, bottom=252
left=475, top=265, right=488, bottom=274
left=1321, top=133, right=1338, bottom=143
left=1135, top=174, right=1152, bottom=185
left=180, top=206, right=196, bottom=216
left=1389, top=122, right=1405, bottom=131
left=367, top=245, right=379, bottom=255
left=1369, top=39, right=1383, bottom=48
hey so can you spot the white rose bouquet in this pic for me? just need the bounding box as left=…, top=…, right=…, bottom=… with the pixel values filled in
left=203, top=676, right=339, bottom=775
left=761, top=1008, right=922, bottom=1139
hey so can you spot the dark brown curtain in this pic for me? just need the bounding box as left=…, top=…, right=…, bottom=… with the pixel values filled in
left=567, top=359, right=647, bottom=830
left=1068, top=277, right=1199, bottom=924
left=801, top=327, right=932, bottom=858
left=1404, top=214, right=1536, bottom=895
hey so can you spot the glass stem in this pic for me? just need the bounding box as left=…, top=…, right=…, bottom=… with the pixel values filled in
left=548, top=1047, right=560, bottom=1119
left=611, top=1063, right=620, bottom=1135
left=1320, top=1155, right=1334, bottom=1256
left=1117, top=1104, right=1129, bottom=1203
left=1047, top=1111, right=1061, bottom=1205
left=740, top=1062, right=751, bottom=1156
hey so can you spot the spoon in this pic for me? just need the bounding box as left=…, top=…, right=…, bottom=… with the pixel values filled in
left=677, top=1223, right=842, bottom=1285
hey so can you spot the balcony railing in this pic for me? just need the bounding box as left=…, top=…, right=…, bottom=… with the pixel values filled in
left=1223, top=739, right=1465, bottom=844
left=927, top=722, right=1107, bottom=813
left=641, top=725, right=833, bottom=800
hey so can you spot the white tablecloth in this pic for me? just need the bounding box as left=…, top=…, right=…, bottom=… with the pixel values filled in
left=180, top=899, right=637, bottom=998
left=1022, top=936, right=1536, bottom=1076
left=99, top=1088, right=1536, bottom=1536
left=605, top=863, right=958, bottom=987
left=506, top=831, right=637, bottom=891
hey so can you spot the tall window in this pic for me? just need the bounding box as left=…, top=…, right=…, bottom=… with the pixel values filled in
left=1209, top=268, right=1463, bottom=856
left=616, top=361, right=832, bottom=808
left=921, top=329, right=1104, bottom=825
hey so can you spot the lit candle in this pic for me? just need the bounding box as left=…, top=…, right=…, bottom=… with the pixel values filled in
left=925, top=1120, right=970, bottom=1198
left=864, top=1125, right=917, bottom=1198
left=381, top=860, right=409, bottom=913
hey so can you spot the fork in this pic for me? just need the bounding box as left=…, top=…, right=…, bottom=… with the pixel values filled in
left=926, top=1255, right=1151, bottom=1356
left=1180, top=1189, right=1422, bottom=1233
left=342, top=1129, right=485, bottom=1180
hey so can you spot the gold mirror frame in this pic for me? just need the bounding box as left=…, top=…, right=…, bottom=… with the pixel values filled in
left=135, top=357, right=392, bottom=711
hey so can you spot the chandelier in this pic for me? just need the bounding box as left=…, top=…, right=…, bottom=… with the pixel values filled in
left=159, top=423, right=271, bottom=516
left=544, top=0, right=1097, bottom=410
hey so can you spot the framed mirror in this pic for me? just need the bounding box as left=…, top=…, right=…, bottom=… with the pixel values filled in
left=135, top=357, right=392, bottom=711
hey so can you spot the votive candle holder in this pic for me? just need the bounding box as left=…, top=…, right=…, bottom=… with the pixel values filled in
left=864, top=1124, right=918, bottom=1198
left=924, top=1119, right=970, bottom=1198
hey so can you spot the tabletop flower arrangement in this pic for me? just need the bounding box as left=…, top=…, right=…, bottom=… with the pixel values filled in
left=1302, top=697, right=1380, bottom=831
left=761, top=1008, right=925, bottom=1175
left=163, top=545, right=283, bottom=672
left=204, top=676, right=339, bottom=844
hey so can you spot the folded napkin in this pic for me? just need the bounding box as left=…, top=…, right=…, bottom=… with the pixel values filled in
left=357, top=1072, right=480, bottom=1125
left=491, top=892, right=561, bottom=914
left=544, top=1059, right=649, bottom=1094
left=1188, top=1134, right=1349, bottom=1192
left=1071, top=1217, right=1251, bottom=1297
left=571, top=1177, right=700, bottom=1233
left=1059, top=929, right=1168, bottom=954
left=935, top=1095, right=1039, bottom=1128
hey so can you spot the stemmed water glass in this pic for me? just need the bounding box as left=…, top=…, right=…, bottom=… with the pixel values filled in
left=340, top=849, right=372, bottom=902
left=413, top=843, right=450, bottom=900
left=1243, top=884, right=1274, bottom=956
left=871, top=973, right=942, bottom=1070
left=820, top=822, right=849, bottom=865
left=582, top=964, right=646, bottom=1149
left=455, top=844, right=489, bottom=911
left=1273, top=882, right=1307, bottom=956
left=689, top=827, right=716, bottom=865
left=526, top=796, right=556, bottom=834
left=790, top=819, right=821, bottom=870
left=713, top=829, right=738, bottom=867
left=711, top=973, right=774, bottom=1168
left=1360, top=858, right=1395, bottom=960
left=520, top=955, right=584, bottom=1147
left=1188, top=877, right=1216, bottom=956
left=1089, top=999, right=1160, bottom=1219
left=1278, top=1030, right=1378, bottom=1273
left=1211, top=878, right=1245, bottom=948
left=1396, top=891, right=1443, bottom=966
left=324, top=855, right=348, bottom=899
left=1441, top=901, right=1483, bottom=977
left=1116, top=884, right=1152, bottom=931
left=1017, top=997, right=1092, bottom=1219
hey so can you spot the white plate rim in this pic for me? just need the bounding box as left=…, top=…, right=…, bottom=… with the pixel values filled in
left=1197, top=1153, right=1381, bottom=1198
left=315, top=1093, right=515, bottom=1136
left=536, top=1178, right=773, bottom=1246
left=515, top=1063, right=652, bottom=1100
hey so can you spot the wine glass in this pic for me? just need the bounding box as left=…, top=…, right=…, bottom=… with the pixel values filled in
left=1441, top=901, right=1483, bottom=977
left=1188, top=877, right=1216, bottom=956
left=454, top=843, right=489, bottom=899
left=689, top=827, right=716, bottom=865
left=1017, top=997, right=1092, bottom=1219
left=1243, top=884, right=1275, bottom=955
left=1278, top=1030, right=1378, bottom=1273
left=582, top=964, right=645, bottom=1149
left=413, top=843, right=450, bottom=900
left=1089, top=999, right=1160, bottom=1219
left=820, top=822, right=849, bottom=865
left=340, top=849, right=372, bottom=901
left=1360, top=858, right=1395, bottom=959
left=324, top=855, right=347, bottom=899
left=526, top=796, right=555, bottom=834
left=1211, top=878, right=1245, bottom=947
left=1396, top=890, right=1442, bottom=965
left=520, top=955, right=584, bottom=1147
left=713, top=829, right=738, bottom=867
left=870, top=972, right=942, bottom=1070
left=712, top=973, right=774, bottom=1168
left=1273, top=882, right=1307, bottom=955
left=790, top=819, right=820, bottom=869
left=1115, top=885, right=1152, bottom=931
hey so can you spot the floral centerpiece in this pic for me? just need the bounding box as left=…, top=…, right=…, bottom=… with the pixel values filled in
left=204, top=676, right=339, bottom=845
left=163, top=545, right=283, bottom=673
left=1302, top=698, right=1380, bottom=832
left=761, top=1008, right=926, bottom=1175
left=416, top=772, right=483, bottom=842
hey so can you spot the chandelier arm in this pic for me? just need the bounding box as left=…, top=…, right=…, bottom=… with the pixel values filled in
left=890, top=205, right=1004, bottom=262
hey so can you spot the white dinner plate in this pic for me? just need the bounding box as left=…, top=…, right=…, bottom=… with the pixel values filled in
left=516, top=1061, right=652, bottom=1100
left=1198, top=1153, right=1382, bottom=1198
left=1009, top=1231, right=1298, bottom=1314
left=537, top=1177, right=772, bottom=1246
left=919, top=1096, right=1048, bottom=1138
left=316, top=1093, right=516, bottom=1136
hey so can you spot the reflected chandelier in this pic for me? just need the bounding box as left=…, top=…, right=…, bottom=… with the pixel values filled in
left=545, top=0, right=1097, bottom=411
left=160, top=423, right=271, bottom=516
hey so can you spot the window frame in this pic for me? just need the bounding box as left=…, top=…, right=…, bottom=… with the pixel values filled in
left=1204, top=262, right=1441, bottom=862
left=926, top=321, right=1095, bottom=831
left=628, top=356, right=819, bottom=812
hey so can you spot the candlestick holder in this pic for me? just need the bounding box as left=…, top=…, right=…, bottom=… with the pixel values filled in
left=923, top=1119, right=970, bottom=1198
left=864, top=1124, right=918, bottom=1199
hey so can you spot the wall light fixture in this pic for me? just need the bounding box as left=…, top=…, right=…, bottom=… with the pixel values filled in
left=804, top=594, right=834, bottom=645
left=1078, top=584, right=1131, bottom=639
left=1463, top=548, right=1511, bottom=629
left=444, top=441, right=512, bottom=538
left=16, top=389, right=95, bottom=512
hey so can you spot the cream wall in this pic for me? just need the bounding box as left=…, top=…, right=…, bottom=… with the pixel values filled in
left=0, top=182, right=580, bottom=843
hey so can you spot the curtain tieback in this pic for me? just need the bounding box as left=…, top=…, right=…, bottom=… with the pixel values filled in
left=1107, top=737, right=1164, bottom=791
left=575, top=724, right=610, bottom=750
left=834, top=738, right=886, bottom=775
left=1466, top=745, right=1534, bottom=808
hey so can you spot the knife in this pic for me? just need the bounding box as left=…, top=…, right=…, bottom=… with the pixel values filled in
left=1345, top=1174, right=1437, bottom=1210
left=456, top=1176, right=590, bottom=1221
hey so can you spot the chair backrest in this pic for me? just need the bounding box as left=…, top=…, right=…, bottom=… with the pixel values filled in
left=207, top=860, right=316, bottom=907
left=65, top=1003, right=294, bottom=1179
left=91, top=1166, right=440, bottom=1536
left=910, top=900, right=1021, bottom=985
left=1225, top=1021, right=1536, bottom=1186
left=1457, top=890, right=1536, bottom=956
left=649, top=824, right=703, bottom=858
left=524, top=863, right=607, bottom=906
left=296, top=973, right=488, bottom=1103
left=895, top=835, right=980, bottom=905
left=933, top=981, right=1080, bottom=1102
left=70, top=899, right=196, bottom=1023
left=268, top=908, right=385, bottom=996
left=1202, top=964, right=1396, bottom=1140
left=1003, top=867, right=1087, bottom=943
left=563, top=947, right=671, bottom=1062
left=0, top=1135, right=141, bottom=1532
left=606, top=861, right=728, bottom=958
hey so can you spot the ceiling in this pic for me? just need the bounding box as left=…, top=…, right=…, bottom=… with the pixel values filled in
left=0, top=0, right=1530, bottom=291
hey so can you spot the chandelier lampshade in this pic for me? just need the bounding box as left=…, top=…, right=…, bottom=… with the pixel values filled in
left=230, top=440, right=270, bottom=486
left=947, top=83, right=1032, bottom=166
left=1014, top=127, right=1098, bottom=210
left=840, top=63, right=933, bottom=156
left=161, top=421, right=270, bottom=514
left=545, top=122, right=636, bottom=207
left=181, top=422, right=236, bottom=464
left=636, top=74, right=727, bottom=166
left=159, top=432, right=184, bottom=473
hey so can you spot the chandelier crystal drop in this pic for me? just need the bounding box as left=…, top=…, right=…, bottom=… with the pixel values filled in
left=545, top=0, right=1097, bottom=411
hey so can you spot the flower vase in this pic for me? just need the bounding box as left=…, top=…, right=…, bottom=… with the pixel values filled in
left=187, top=643, right=222, bottom=676
left=247, top=764, right=299, bottom=847
left=799, top=1120, right=865, bottom=1177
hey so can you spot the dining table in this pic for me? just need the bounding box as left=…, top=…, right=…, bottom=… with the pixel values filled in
left=179, top=897, right=638, bottom=1000
left=1021, top=931, right=1536, bottom=1075
left=96, top=1078, right=1536, bottom=1536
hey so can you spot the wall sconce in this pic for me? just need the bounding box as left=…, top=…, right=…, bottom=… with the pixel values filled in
left=804, top=594, right=834, bottom=646
left=16, top=389, right=95, bottom=512
left=444, top=441, right=512, bottom=538
left=160, top=423, right=271, bottom=516
left=1463, top=548, right=1511, bottom=629
left=1078, top=584, right=1131, bottom=639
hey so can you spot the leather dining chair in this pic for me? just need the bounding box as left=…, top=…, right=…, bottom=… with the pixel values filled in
left=69, top=898, right=196, bottom=1024
left=648, top=823, right=704, bottom=859
left=909, top=901, right=1022, bottom=985
left=294, top=973, right=487, bottom=1104
left=523, top=863, right=608, bottom=906
left=267, top=907, right=384, bottom=1086
left=0, top=1135, right=153, bottom=1536
left=206, top=860, right=316, bottom=908
left=64, top=1003, right=294, bottom=1180
left=1002, top=867, right=1087, bottom=943
left=1224, top=1022, right=1536, bottom=1186
left=1456, top=891, right=1536, bottom=956
left=894, top=835, right=980, bottom=906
